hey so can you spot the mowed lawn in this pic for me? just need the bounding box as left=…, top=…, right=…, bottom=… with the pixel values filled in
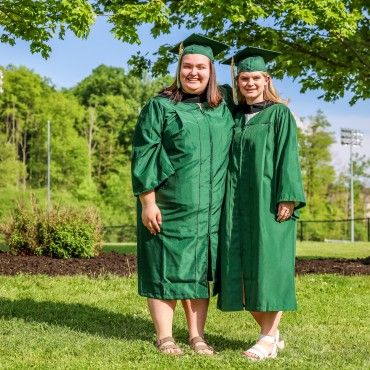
left=0, top=274, right=369, bottom=369
left=103, top=241, right=370, bottom=258
left=0, top=242, right=369, bottom=369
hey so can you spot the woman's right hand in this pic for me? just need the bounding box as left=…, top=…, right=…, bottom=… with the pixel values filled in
left=142, top=203, right=162, bottom=235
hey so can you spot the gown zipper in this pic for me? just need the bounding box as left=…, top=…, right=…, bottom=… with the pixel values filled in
left=198, top=103, right=213, bottom=283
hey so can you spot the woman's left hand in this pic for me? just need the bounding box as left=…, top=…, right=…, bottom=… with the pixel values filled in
left=277, top=201, right=295, bottom=222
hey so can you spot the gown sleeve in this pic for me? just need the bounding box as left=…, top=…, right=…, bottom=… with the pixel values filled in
left=275, top=106, right=306, bottom=214
left=131, top=98, right=175, bottom=196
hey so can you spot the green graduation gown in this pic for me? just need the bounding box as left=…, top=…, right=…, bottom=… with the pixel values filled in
left=131, top=94, right=234, bottom=299
left=216, top=103, right=305, bottom=312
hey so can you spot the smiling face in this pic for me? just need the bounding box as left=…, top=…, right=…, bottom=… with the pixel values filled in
left=180, top=54, right=211, bottom=94
left=237, top=71, right=269, bottom=104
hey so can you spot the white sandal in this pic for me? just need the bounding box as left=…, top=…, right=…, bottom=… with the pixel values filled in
left=243, top=334, right=278, bottom=361
left=258, top=329, right=285, bottom=350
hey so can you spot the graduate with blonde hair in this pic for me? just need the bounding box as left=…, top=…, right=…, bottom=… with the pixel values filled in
left=216, top=46, right=306, bottom=361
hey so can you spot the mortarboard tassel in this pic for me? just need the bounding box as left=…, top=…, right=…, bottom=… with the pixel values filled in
left=176, top=42, right=184, bottom=89
left=231, top=57, right=238, bottom=105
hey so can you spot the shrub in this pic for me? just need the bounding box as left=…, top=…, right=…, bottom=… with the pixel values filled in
left=0, top=199, right=103, bottom=258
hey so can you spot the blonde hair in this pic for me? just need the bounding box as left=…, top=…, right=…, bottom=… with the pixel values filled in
left=236, top=72, right=287, bottom=105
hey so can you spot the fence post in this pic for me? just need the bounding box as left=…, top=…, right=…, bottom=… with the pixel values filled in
left=368, top=218, right=370, bottom=242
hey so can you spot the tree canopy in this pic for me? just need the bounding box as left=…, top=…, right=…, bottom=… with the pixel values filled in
left=1, top=1, right=368, bottom=104
left=0, top=0, right=95, bottom=58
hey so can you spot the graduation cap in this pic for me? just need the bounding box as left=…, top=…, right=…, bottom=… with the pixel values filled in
left=170, top=33, right=229, bottom=62
left=222, top=46, right=281, bottom=103
left=170, top=33, right=229, bottom=88
left=222, top=46, right=281, bottom=73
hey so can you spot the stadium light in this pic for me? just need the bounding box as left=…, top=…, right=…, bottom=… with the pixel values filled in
left=340, top=128, right=363, bottom=242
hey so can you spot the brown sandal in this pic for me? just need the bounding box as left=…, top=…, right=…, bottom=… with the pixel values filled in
left=156, top=336, right=183, bottom=356
left=189, top=336, right=216, bottom=356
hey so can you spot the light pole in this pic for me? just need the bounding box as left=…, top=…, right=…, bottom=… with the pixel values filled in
left=340, top=128, right=363, bottom=242
left=47, top=120, right=51, bottom=211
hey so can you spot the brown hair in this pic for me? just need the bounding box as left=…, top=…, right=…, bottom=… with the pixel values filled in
left=236, top=71, right=287, bottom=105
left=160, top=61, right=223, bottom=107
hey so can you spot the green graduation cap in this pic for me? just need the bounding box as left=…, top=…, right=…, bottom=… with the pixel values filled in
left=170, top=33, right=229, bottom=62
left=222, top=46, right=281, bottom=73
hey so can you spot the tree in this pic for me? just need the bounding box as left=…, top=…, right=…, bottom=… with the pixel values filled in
left=104, top=0, right=370, bottom=105
left=298, top=111, right=369, bottom=240
left=298, top=110, right=338, bottom=239
left=0, top=65, right=52, bottom=188
left=0, top=0, right=95, bottom=58
left=2, top=1, right=368, bottom=104
left=72, top=65, right=170, bottom=187
left=28, top=91, right=89, bottom=191
left=0, top=132, right=25, bottom=188
left=353, top=153, right=370, bottom=181
left=299, top=110, right=336, bottom=212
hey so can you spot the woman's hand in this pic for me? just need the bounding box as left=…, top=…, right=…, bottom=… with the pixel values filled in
left=142, top=203, right=162, bottom=235
left=277, top=201, right=295, bottom=222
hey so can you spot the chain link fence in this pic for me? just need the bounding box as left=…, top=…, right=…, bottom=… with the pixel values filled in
left=103, top=225, right=136, bottom=243
left=298, top=218, right=370, bottom=242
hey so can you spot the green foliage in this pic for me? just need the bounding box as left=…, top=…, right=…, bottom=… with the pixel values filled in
left=1, top=64, right=368, bottom=242
left=2, top=1, right=367, bottom=102
left=353, top=152, right=370, bottom=180
left=0, top=199, right=103, bottom=258
left=297, top=110, right=369, bottom=241
left=0, top=65, right=154, bottom=229
left=0, top=65, right=53, bottom=188
left=28, top=91, right=89, bottom=189
left=100, top=163, right=136, bottom=226
left=119, top=0, right=368, bottom=104
left=0, top=0, right=95, bottom=58
left=71, top=65, right=170, bottom=185
left=0, top=132, right=25, bottom=188
left=298, top=111, right=335, bottom=239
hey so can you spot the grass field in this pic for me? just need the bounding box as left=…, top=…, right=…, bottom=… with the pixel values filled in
left=0, top=241, right=369, bottom=368
left=103, top=241, right=370, bottom=259
left=0, top=274, right=369, bottom=369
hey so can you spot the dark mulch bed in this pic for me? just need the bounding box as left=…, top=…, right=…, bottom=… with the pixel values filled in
left=0, top=252, right=369, bottom=277
left=295, top=257, right=369, bottom=275
left=0, top=252, right=137, bottom=277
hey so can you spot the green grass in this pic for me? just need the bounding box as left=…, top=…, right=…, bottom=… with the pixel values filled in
left=102, top=241, right=370, bottom=259
left=296, top=241, right=369, bottom=259
left=103, top=242, right=136, bottom=255
left=2, top=241, right=369, bottom=260
left=0, top=274, right=369, bottom=369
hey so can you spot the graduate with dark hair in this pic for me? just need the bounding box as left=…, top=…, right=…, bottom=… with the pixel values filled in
left=131, top=34, right=233, bottom=356
left=216, top=47, right=306, bottom=361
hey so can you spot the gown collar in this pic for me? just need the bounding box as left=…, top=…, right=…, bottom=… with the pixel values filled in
left=181, top=91, right=207, bottom=103
left=243, top=100, right=275, bottom=114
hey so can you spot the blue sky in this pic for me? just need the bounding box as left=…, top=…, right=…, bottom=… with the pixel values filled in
left=1, top=17, right=369, bottom=171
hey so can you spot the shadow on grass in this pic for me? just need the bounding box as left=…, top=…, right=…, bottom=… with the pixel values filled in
left=0, top=298, right=246, bottom=349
